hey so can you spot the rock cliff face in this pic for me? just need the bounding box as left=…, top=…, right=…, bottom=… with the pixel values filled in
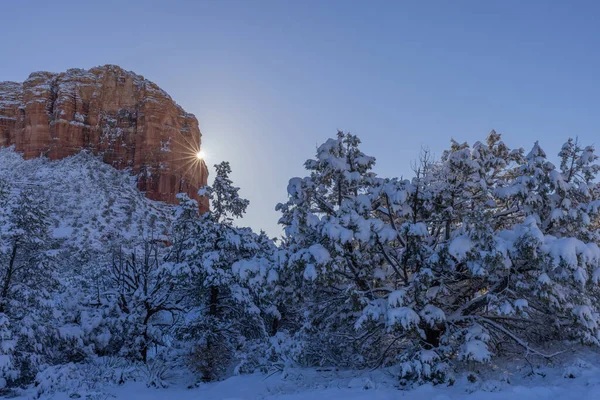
left=0, top=65, right=208, bottom=212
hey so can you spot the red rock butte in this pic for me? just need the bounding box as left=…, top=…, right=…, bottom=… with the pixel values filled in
left=0, top=65, right=208, bottom=212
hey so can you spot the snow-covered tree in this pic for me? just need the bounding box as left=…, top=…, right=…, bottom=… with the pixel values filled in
left=0, top=311, right=16, bottom=390
left=0, top=188, right=53, bottom=313
left=198, top=161, right=249, bottom=224
left=277, top=130, right=600, bottom=384
left=104, top=218, right=182, bottom=363
left=276, top=131, right=389, bottom=367
left=490, top=139, right=600, bottom=347
left=174, top=162, right=277, bottom=381
left=0, top=185, right=58, bottom=387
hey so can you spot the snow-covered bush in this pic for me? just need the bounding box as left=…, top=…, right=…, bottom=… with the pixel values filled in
left=33, top=357, right=136, bottom=398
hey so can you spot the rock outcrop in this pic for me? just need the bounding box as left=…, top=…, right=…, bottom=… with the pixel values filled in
left=0, top=65, right=208, bottom=212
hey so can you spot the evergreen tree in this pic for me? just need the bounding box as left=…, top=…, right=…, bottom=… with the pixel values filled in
left=276, top=131, right=389, bottom=367
left=277, top=131, right=600, bottom=383
left=0, top=185, right=56, bottom=387
left=174, top=162, right=276, bottom=381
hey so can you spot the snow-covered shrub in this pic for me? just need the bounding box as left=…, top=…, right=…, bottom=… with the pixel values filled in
left=138, top=359, right=174, bottom=388
left=397, top=349, right=450, bottom=386
left=33, top=357, right=136, bottom=398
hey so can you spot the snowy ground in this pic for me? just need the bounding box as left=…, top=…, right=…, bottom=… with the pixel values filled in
left=104, top=373, right=600, bottom=400
left=20, top=350, right=600, bottom=400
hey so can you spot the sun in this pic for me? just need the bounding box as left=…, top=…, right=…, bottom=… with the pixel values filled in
left=196, top=150, right=206, bottom=160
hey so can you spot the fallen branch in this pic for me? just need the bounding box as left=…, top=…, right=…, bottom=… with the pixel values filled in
left=462, top=315, right=566, bottom=359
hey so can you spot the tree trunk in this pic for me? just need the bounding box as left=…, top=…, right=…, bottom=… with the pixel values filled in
left=209, top=286, right=219, bottom=316
left=271, top=316, right=279, bottom=336
left=203, top=285, right=220, bottom=382
left=423, top=325, right=445, bottom=349
left=0, top=243, right=18, bottom=314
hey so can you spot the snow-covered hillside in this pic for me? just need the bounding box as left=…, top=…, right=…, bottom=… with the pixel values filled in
left=0, top=147, right=172, bottom=249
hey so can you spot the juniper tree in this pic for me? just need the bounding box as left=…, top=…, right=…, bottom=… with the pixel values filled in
left=277, top=131, right=600, bottom=384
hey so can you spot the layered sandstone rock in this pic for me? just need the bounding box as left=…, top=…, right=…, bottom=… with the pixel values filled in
left=0, top=65, right=208, bottom=212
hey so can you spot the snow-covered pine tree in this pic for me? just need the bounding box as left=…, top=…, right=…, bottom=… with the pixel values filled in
left=276, top=131, right=392, bottom=367
left=174, top=162, right=277, bottom=381
left=0, top=185, right=57, bottom=387
left=198, top=161, right=249, bottom=223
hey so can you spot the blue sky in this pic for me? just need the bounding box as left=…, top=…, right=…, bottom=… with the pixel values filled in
left=2, top=0, right=600, bottom=236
